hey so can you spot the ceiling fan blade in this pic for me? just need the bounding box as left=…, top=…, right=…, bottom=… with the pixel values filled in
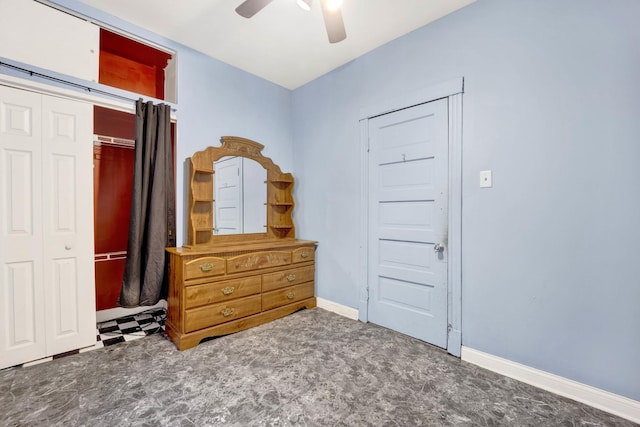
left=320, top=0, right=347, bottom=43
left=235, top=0, right=274, bottom=18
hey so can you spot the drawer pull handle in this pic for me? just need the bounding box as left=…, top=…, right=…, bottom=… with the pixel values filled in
left=286, top=292, right=295, bottom=300
left=287, top=274, right=296, bottom=282
left=222, top=286, right=235, bottom=295
left=200, top=263, right=213, bottom=272
left=221, top=307, right=234, bottom=317
left=300, top=252, right=309, bottom=259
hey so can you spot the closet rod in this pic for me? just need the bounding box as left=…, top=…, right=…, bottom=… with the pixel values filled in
left=0, top=61, right=176, bottom=110
left=94, top=134, right=135, bottom=149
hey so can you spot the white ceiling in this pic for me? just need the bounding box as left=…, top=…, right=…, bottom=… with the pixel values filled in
left=77, top=0, right=475, bottom=90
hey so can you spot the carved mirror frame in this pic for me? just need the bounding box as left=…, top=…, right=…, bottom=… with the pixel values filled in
left=187, top=136, right=295, bottom=247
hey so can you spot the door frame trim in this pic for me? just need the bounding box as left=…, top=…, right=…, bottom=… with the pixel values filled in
left=358, top=77, right=464, bottom=357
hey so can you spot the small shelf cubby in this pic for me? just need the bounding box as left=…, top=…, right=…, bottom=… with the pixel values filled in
left=189, top=167, right=215, bottom=245
left=267, top=173, right=295, bottom=238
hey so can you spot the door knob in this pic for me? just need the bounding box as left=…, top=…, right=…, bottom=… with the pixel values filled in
left=434, top=243, right=444, bottom=253
left=65, top=244, right=73, bottom=250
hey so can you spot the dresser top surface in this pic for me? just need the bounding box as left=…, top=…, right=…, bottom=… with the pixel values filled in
left=167, top=238, right=317, bottom=256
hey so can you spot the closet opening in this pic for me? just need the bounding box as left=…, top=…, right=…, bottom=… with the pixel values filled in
left=93, top=106, right=176, bottom=311
left=99, top=29, right=177, bottom=103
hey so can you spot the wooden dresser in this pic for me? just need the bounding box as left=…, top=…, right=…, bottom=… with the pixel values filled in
left=168, top=136, right=316, bottom=350
left=166, top=239, right=316, bottom=350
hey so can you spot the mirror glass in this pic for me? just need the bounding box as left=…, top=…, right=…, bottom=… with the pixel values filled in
left=213, top=156, right=267, bottom=235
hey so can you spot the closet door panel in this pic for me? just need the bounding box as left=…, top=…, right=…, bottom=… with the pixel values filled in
left=0, top=0, right=99, bottom=82
left=3, top=150, right=34, bottom=236
left=0, top=262, right=46, bottom=369
left=52, top=258, right=80, bottom=337
left=42, top=95, right=96, bottom=355
left=0, top=86, right=46, bottom=369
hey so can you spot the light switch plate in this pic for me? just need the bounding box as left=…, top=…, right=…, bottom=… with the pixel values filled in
left=480, top=170, right=492, bottom=188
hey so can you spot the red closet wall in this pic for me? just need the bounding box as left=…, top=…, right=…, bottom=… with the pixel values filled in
left=93, top=106, right=135, bottom=310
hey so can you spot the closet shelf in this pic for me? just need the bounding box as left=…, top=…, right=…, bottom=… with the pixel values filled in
left=269, top=225, right=294, bottom=230
left=269, top=202, right=294, bottom=207
left=193, top=198, right=214, bottom=203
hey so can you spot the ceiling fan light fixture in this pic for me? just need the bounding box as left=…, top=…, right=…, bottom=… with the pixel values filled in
left=236, top=0, right=346, bottom=44
left=324, top=0, right=343, bottom=12
left=296, top=0, right=312, bottom=11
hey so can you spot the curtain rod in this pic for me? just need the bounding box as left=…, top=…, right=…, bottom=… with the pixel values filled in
left=0, top=61, right=176, bottom=110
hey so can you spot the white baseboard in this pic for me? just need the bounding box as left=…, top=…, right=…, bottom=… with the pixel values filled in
left=461, top=346, right=640, bottom=424
left=316, top=297, right=359, bottom=320
left=96, top=300, right=167, bottom=323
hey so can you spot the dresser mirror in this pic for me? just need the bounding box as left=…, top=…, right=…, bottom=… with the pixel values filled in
left=187, top=136, right=295, bottom=246
left=213, top=156, right=266, bottom=235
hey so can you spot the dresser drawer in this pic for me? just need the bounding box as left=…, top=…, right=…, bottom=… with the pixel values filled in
left=184, top=256, right=226, bottom=280
left=292, top=247, right=314, bottom=263
left=184, top=295, right=262, bottom=333
left=262, top=282, right=314, bottom=311
left=262, top=265, right=315, bottom=292
left=184, top=276, right=261, bottom=309
left=226, top=251, right=291, bottom=274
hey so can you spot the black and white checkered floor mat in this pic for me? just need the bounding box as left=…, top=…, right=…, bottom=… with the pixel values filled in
left=96, top=307, right=166, bottom=348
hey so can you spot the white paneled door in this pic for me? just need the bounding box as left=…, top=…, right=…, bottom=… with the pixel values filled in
left=0, top=85, right=95, bottom=369
left=41, top=95, right=96, bottom=356
left=214, top=156, right=243, bottom=235
left=0, top=87, right=46, bottom=368
left=367, top=99, right=449, bottom=348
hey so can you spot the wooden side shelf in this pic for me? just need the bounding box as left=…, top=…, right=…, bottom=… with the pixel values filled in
left=267, top=171, right=295, bottom=239
left=193, top=168, right=213, bottom=174
left=270, top=178, right=294, bottom=184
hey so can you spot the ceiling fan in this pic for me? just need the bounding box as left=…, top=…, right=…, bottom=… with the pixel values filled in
left=235, top=0, right=347, bottom=44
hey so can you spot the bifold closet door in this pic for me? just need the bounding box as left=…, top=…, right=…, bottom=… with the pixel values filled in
left=41, top=95, right=96, bottom=356
left=0, top=86, right=47, bottom=368
left=0, top=85, right=95, bottom=369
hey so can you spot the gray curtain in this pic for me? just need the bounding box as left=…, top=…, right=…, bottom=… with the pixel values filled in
left=119, top=100, right=176, bottom=307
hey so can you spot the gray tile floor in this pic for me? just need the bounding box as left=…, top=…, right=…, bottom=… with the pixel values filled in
left=0, top=308, right=634, bottom=426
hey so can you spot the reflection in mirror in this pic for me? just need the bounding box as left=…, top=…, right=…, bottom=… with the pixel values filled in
left=214, top=156, right=267, bottom=235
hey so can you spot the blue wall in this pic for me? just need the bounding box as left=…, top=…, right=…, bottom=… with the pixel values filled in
left=291, top=0, right=640, bottom=400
